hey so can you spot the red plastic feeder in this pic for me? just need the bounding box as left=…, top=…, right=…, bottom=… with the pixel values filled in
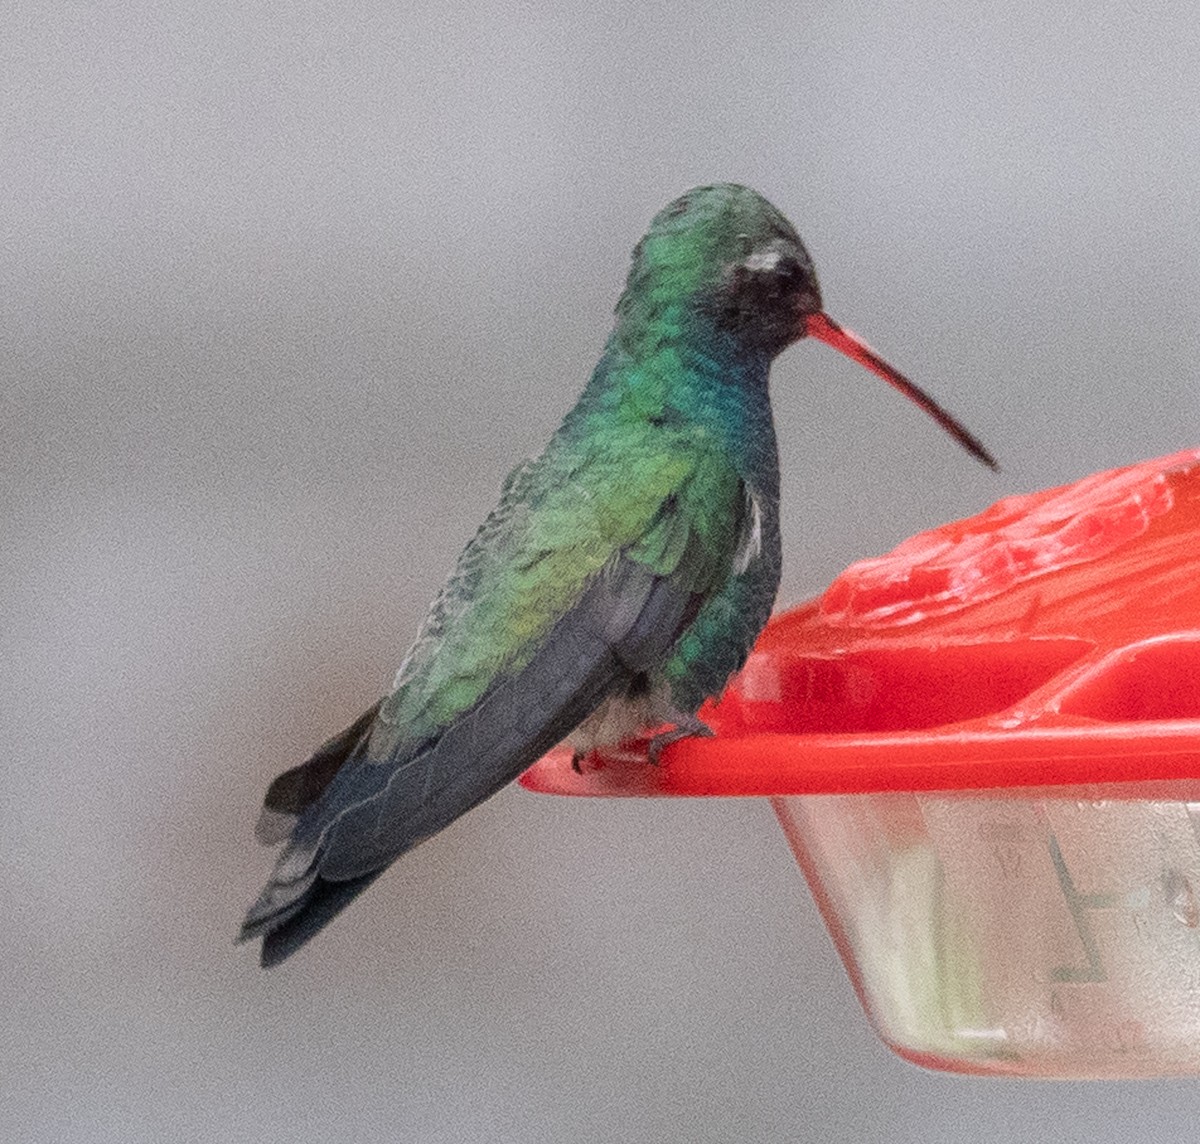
left=523, top=448, right=1200, bottom=1078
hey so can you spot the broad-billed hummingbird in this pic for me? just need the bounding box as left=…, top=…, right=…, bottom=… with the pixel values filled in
left=240, top=184, right=995, bottom=966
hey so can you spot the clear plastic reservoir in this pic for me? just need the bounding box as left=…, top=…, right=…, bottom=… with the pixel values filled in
left=776, top=785, right=1200, bottom=1076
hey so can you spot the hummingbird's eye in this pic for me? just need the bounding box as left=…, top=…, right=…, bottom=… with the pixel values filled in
left=773, top=257, right=806, bottom=285
left=712, top=246, right=815, bottom=352
left=734, top=250, right=810, bottom=299
left=739, top=249, right=810, bottom=294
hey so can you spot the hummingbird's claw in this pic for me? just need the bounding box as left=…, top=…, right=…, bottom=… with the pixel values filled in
left=647, top=717, right=715, bottom=765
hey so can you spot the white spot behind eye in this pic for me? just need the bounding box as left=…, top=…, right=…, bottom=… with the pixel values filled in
left=743, top=249, right=782, bottom=273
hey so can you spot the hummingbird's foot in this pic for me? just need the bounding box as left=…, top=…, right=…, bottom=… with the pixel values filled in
left=647, top=717, right=714, bottom=765
left=570, top=750, right=586, bottom=775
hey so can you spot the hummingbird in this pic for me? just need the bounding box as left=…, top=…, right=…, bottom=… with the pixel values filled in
left=240, top=184, right=995, bottom=966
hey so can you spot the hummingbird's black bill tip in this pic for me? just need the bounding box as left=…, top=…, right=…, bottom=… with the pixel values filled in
left=805, top=312, right=999, bottom=472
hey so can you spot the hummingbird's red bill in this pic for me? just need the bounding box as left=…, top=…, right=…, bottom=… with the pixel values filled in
left=805, top=312, right=998, bottom=471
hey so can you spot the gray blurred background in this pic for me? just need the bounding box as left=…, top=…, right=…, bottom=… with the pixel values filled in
left=5, top=1, right=1200, bottom=1140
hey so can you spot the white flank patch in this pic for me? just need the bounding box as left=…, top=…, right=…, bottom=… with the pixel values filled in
left=733, top=489, right=763, bottom=575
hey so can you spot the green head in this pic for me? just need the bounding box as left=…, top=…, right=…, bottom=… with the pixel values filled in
left=616, top=184, right=823, bottom=359
left=615, top=184, right=997, bottom=470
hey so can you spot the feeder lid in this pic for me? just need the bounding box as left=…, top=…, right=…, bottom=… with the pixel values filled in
left=521, top=448, right=1200, bottom=796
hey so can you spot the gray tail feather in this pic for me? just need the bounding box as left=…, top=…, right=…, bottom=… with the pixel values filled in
left=260, top=700, right=383, bottom=822
left=258, top=871, right=384, bottom=968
